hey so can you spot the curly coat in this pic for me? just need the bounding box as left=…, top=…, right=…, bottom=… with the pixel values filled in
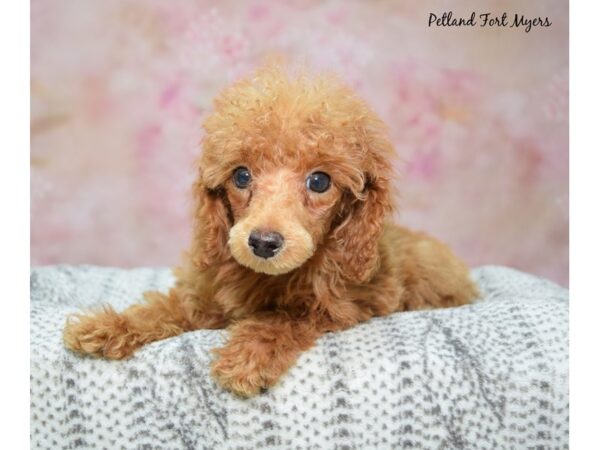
left=64, top=65, right=479, bottom=397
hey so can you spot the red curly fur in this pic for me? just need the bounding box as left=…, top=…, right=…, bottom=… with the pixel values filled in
left=64, top=64, right=479, bottom=397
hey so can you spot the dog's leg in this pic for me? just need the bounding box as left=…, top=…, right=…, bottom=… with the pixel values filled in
left=63, top=288, right=226, bottom=359
left=211, top=312, right=321, bottom=397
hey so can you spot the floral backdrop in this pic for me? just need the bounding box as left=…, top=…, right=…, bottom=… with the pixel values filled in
left=31, top=0, right=569, bottom=286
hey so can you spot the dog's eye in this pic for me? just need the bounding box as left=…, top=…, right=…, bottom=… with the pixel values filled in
left=233, top=166, right=251, bottom=189
left=306, top=172, right=331, bottom=193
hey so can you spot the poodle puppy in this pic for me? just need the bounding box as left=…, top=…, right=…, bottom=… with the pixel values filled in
left=64, top=65, right=479, bottom=397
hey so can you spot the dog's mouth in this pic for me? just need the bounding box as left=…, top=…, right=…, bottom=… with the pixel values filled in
left=228, top=222, right=315, bottom=275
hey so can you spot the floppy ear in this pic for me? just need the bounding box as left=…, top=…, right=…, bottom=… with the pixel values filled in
left=191, top=178, right=233, bottom=271
left=332, top=171, right=392, bottom=283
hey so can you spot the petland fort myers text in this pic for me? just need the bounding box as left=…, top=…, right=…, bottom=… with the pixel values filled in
left=428, top=12, right=552, bottom=32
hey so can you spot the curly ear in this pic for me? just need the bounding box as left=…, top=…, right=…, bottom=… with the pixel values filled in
left=190, top=179, right=233, bottom=271
left=332, top=172, right=392, bottom=283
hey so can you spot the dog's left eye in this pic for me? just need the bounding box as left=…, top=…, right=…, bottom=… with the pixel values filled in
left=306, top=172, right=331, bottom=193
left=233, top=166, right=252, bottom=188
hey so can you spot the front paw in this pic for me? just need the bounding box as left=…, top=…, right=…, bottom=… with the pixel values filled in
left=63, top=309, right=138, bottom=359
left=211, top=345, right=275, bottom=397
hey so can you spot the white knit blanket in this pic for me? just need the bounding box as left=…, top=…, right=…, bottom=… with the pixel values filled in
left=30, top=265, right=568, bottom=449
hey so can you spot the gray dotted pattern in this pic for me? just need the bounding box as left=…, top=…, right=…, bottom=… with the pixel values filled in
left=31, top=265, right=568, bottom=449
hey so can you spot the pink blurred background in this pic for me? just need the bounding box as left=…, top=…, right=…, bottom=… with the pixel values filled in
left=30, top=0, right=568, bottom=286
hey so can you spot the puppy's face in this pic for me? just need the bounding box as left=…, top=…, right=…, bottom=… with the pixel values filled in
left=196, top=67, right=393, bottom=280
left=225, top=162, right=342, bottom=275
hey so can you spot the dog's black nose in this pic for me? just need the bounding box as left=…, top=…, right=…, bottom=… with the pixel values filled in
left=248, top=230, right=284, bottom=259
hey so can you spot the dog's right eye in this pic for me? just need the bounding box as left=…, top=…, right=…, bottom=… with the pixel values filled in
left=306, top=171, right=331, bottom=193
left=233, top=166, right=252, bottom=188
